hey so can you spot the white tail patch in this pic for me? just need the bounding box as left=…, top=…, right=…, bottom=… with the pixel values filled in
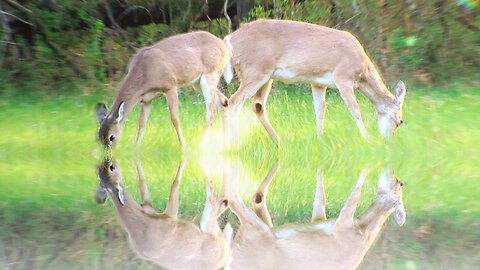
left=224, top=35, right=233, bottom=51
left=223, top=35, right=234, bottom=84
left=223, top=223, right=234, bottom=247
left=223, top=58, right=234, bottom=84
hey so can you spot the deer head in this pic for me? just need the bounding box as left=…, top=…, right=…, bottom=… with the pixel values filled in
left=95, top=102, right=126, bottom=148
left=95, top=158, right=126, bottom=206
left=377, top=81, right=407, bottom=140
left=377, top=168, right=406, bottom=226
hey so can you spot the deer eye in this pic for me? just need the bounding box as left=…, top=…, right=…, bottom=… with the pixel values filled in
left=109, top=165, right=115, bottom=172
left=109, top=134, right=116, bottom=142
left=395, top=119, right=404, bottom=128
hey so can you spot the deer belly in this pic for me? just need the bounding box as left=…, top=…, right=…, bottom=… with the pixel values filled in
left=272, top=68, right=337, bottom=88
left=180, top=75, right=201, bottom=87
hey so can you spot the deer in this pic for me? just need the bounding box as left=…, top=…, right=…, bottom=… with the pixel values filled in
left=95, top=158, right=232, bottom=270
left=223, top=19, right=407, bottom=145
left=95, top=31, right=233, bottom=149
left=225, top=162, right=406, bottom=270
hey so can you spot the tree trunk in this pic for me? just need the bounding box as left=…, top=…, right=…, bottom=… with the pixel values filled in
left=377, top=0, right=388, bottom=72
left=235, top=0, right=255, bottom=28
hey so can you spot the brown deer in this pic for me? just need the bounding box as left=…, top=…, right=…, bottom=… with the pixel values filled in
left=226, top=163, right=406, bottom=270
left=95, top=158, right=232, bottom=270
left=224, top=19, right=407, bottom=144
left=95, top=31, right=232, bottom=148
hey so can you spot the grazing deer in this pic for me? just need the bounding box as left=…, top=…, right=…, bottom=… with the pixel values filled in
left=95, top=158, right=232, bottom=270
left=95, top=31, right=232, bottom=148
left=224, top=19, right=407, bottom=144
left=226, top=163, right=406, bottom=270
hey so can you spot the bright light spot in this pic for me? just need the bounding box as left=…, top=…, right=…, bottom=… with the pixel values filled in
left=199, top=125, right=226, bottom=178
left=234, top=109, right=263, bottom=145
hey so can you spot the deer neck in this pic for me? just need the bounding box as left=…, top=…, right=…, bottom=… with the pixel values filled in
left=357, top=198, right=395, bottom=247
left=368, top=91, right=396, bottom=116
left=110, top=191, right=147, bottom=228
left=110, top=96, right=137, bottom=120
left=358, top=78, right=396, bottom=115
left=109, top=75, right=145, bottom=120
left=374, top=98, right=396, bottom=116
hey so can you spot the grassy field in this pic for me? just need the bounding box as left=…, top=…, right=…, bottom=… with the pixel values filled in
left=1, top=81, right=479, bottom=269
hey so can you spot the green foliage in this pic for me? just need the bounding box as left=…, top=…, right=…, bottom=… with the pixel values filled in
left=390, top=28, right=424, bottom=70
left=79, top=9, right=106, bottom=81
left=246, top=0, right=331, bottom=25
left=280, top=0, right=331, bottom=24
left=204, top=18, right=231, bottom=37
left=246, top=5, right=273, bottom=21
left=134, top=24, right=171, bottom=47
left=1, top=0, right=479, bottom=92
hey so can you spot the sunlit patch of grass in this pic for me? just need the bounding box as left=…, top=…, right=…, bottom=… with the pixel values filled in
left=1, top=82, right=479, bottom=269
left=1, top=83, right=479, bottom=230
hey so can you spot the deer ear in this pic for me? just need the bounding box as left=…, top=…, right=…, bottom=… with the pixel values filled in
left=393, top=81, right=406, bottom=106
left=115, top=183, right=126, bottom=205
left=114, top=102, right=126, bottom=123
left=393, top=201, right=406, bottom=226
left=95, top=103, right=108, bottom=123
left=95, top=184, right=108, bottom=204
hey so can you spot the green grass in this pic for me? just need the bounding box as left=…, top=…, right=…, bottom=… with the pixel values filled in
left=1, top=82, right=479, bottom=269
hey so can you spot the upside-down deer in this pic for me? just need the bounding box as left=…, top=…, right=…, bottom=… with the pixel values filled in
left=224, top=19, right=407, bottom=144
left=95, top=158, right=232, bottom=270
left=95, top=31, right=232, bottom=148
left=226, top=162, right=406, bottom=270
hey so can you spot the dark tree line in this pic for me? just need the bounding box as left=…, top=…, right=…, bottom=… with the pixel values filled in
left=1, top=0, right=478, bottom=91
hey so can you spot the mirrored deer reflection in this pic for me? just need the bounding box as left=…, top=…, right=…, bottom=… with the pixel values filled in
left=226, top=162, right=406, bottom=270
left=95, top=158, right=231, bottom=270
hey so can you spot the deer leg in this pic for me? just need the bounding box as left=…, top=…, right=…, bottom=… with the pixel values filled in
left=200, top=73, right=228, bottom=145
left=200, top=158, right=229, bottom=219
left=252, top=79, right=280, bottom=145
left=311, top=85, right=327, bottom=137
left=135, top=101, right=152, bottom=147
left=216, top=89, right=230, bottom=146
left=164, top=159, right=185, bottom=218
left=200, top=74, right=220, bottom=131
left=135, top=160, right=156, bottom=214
left=252, top=161, right=280, bottom=228
left=200, top=168, right=222, bottom=233
left=165, top=88, right=187, bottom=147
left=228, top=77, right=270, bottom=145
left=334, top=168, right=369, bottom=230
left=227, top=161, right=273, bottom=233
left=311, top=170, right=327, bottom=222
left=215, top=159, right=231, bottom=216
left=334, top=78, right=369, bottom=139
left=191, top=80, right=202, bottom=92
left=357, top=202, right=393, bottom=246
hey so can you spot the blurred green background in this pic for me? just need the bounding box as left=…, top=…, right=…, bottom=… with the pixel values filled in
left=1, top=0, right=479, bottom=269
